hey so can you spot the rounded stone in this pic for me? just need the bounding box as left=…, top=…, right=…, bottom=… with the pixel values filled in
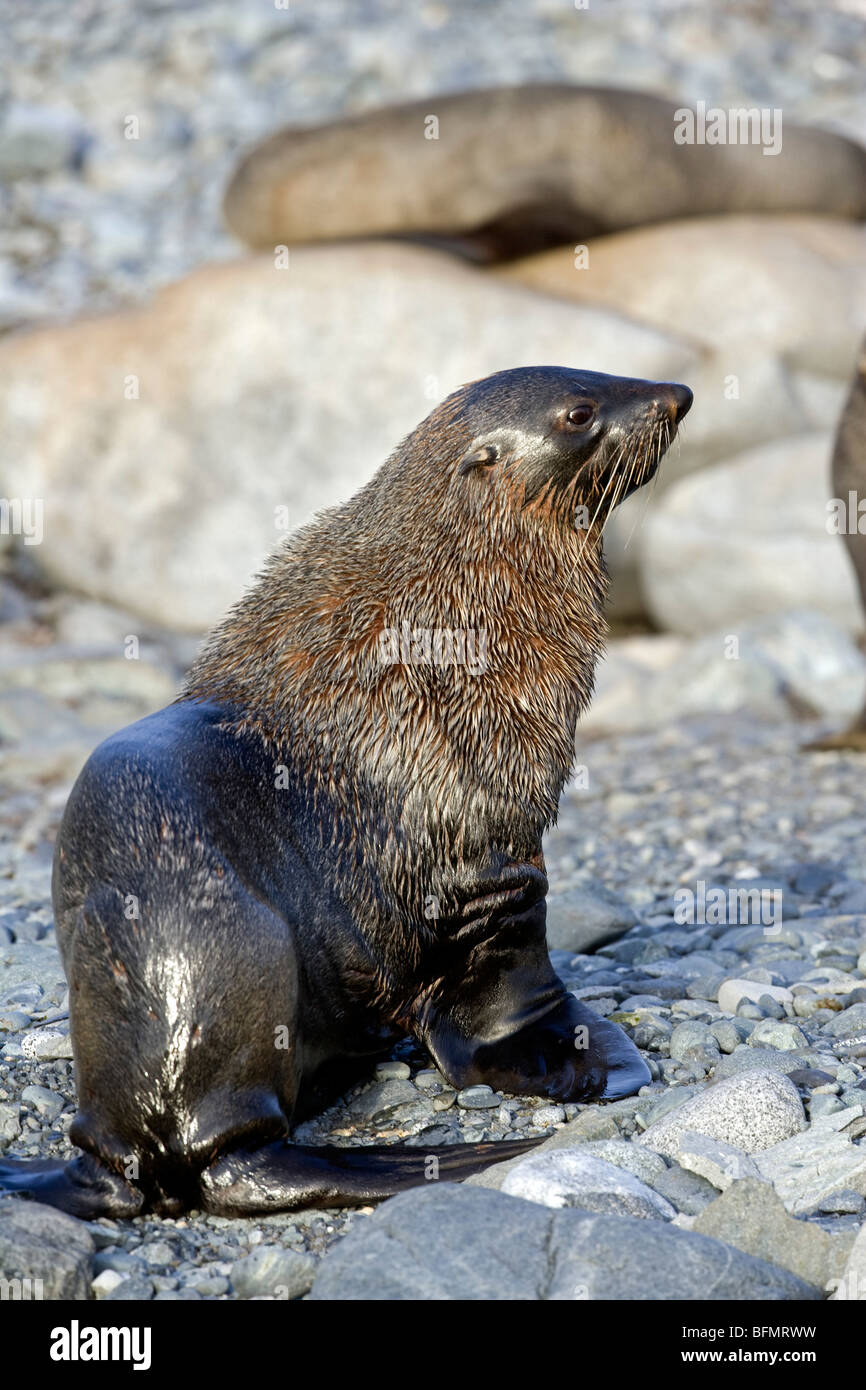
left=718, top=979, right=793, bottom=1015
left=502, top=1149, right=676, bottom=1220
left=748, top=1020, right=808, bottom=1051
left=457, top=1086, right=501, bottom=1109
left=20, top=1084, right=63, bottom=1122
left=230, top=1246, right=317, bottom=1300
left=638, top=1069, right=806, bottom=1159
left=374, top=1061, right=411, bottom=1080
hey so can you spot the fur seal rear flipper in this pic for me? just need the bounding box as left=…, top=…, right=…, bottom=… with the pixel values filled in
left=0, top=367, right=691, bottom=1218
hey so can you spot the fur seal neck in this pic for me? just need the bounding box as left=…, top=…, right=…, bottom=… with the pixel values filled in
left=182, top=366, right=691, bottom=933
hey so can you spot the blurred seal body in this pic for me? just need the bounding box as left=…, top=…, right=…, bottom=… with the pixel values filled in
left=809, top=342, right=866, bottom=751
left=223, top=84, right=866, bottom=259
left=0, top=366, right=691, bottom=1218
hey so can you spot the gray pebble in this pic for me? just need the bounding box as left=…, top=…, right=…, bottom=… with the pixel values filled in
left=187, top=1275, right=229, bottom=1297
left=813, top=1188, right=865, bottom=1215
left=456, top=1085, right=500, bottom=1109
left=432, top=1091, right=456, bottom=1111
left=374, top=1060, right=411, bottom=1080
left=105, top=1277, right=155, bottom=1301
left=748, top=1020, right=808, bottom=1051
left=138, top=1240, right=176, bottom=1266
left=231, top=1245, right=317, bottom=1300
left=0, top=1009, right=31, bottom=1031
left=809, top=1093, right=845, bottom=1119
left=93, top=1249, right=146, bottom=1277
left=0, top=1100, right=21, bottom=1140
left=413, top=1069, right=444, bottom=1089
left=20, top=1083, right=63, bottom=1122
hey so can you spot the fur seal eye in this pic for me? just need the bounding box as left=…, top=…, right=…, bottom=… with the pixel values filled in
left=564, top=403, right=596, bottom=431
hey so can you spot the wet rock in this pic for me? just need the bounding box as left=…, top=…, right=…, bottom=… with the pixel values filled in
left=0, top=1198, right=94, bottom=1300
left=348, top=1079, right=418, bottom=1122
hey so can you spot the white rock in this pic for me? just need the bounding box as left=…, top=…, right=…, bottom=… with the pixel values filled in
left=578, top=613, right=866, bottom=734
left=91, top=1269, right=125, bottom=1300
left=20, top=1028, right=73, bottom=1061
left=756, top=1108, right=866, bottom=1216
left=503, top=214, right=866, bottom=379
left=579, top=635, right=684, bottom=733
left=501, top=1149, right=675, bottom=1219
left=677, top=1131, right=763, bottom=1190
left=717, top=979, right=794, bottom=1016
left=0, top=245, right=697, bottom=631
left=638, top=1070, right=805, bottom=1160
left=640, top=435, right=863, bottom=636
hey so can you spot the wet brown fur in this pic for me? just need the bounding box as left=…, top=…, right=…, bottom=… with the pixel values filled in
left=181, top=371, right=676, bottom=1017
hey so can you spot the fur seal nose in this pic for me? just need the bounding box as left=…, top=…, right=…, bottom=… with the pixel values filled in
left=667, top=383, right=693, bottom=422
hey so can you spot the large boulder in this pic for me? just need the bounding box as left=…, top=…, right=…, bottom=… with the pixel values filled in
left=580, top=612, right=866, bottom=734
left=504, top=216, right=866, bottom=615
left=639, top=433, right=862, bottom=635
left=0, top=244, right=697, bottom=631
left=502, top=214, right=866, bottom=381
left=308, top=1183, right=819, bottom=1300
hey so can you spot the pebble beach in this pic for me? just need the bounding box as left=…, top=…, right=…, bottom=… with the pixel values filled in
left=2, top=0, right=866, bottom=1303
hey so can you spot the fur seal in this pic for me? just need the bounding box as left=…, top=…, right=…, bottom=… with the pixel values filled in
left=0, top=366, right=691, bottom=1219
left=809, top=339, right=866, bottom=752
left=223, top=85, right=866, bottom=260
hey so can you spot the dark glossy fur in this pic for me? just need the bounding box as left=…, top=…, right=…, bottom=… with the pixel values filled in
left=0, top=367, right=690, bottom=1217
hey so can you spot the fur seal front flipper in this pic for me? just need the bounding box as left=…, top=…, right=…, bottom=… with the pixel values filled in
left=0, top=366, right=691, bottom=1219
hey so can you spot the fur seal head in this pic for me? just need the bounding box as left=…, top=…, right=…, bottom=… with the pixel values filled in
left=449, top=365, right=692, bottom=523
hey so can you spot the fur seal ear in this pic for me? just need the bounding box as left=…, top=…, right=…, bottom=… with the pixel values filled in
left=457, top=442, right=500, bottom=476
